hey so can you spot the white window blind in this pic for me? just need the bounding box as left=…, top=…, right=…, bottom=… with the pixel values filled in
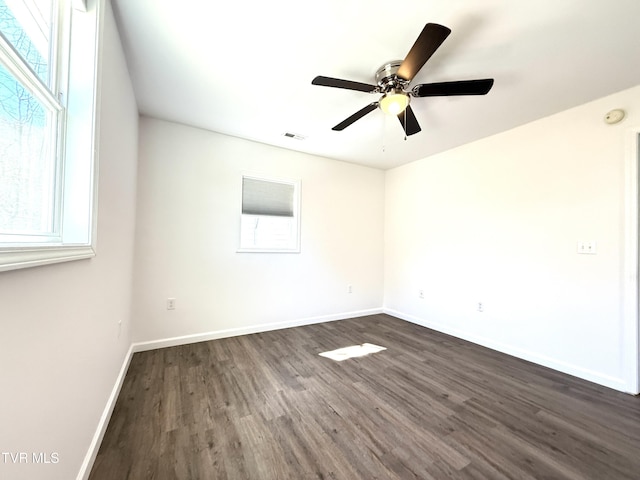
left=242, top=177, right=294, bottom=217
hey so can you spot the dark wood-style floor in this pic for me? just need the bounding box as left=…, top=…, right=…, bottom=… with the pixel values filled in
left=89, top=314, right=640, bottom=479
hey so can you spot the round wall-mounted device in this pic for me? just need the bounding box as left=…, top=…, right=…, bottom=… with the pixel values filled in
left=604, top=109, right=625, bottom=125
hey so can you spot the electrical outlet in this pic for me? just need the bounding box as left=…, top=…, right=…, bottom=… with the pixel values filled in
left=477, top=302, right=484, bottom=312
left=419, top=290, right=424, bottom=299
left=167, top=298, right=176, bottom=310
left=348, top=285, right=352, bottom=294
left=577, top=240, right=597, bottom=255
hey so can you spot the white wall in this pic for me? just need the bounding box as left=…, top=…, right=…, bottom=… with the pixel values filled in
left=0, top=3, right=138, bottom=479
left=385, top=85, right=640, bottom=392
left=132, top=118, right=385, bottom=345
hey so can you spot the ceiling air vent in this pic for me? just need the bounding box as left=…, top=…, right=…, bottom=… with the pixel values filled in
left=282, top=132, right=306, bottom=140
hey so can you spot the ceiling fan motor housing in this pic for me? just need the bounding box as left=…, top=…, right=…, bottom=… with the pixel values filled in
left=376, top=61, right=409, bottom=93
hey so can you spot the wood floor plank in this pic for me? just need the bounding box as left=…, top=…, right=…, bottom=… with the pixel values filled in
left=89, top=314, right=640, bottom=479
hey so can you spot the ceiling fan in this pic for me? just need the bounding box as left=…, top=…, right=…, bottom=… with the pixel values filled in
left=312, top=23, right=494, bottom=137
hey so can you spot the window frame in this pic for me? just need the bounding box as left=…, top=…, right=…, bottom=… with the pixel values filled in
left=0, top=0, right=100, bottom=272
left=237, top=174, right=301, bottom=254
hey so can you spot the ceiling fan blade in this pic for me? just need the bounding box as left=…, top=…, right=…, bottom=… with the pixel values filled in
left=412, top=79, right=495, bottom=97
left=397, top=105, right=421, bottom=136
left=332, top=102, right=379, bottom=131
left=396, top=23, right=451, bottom=82
left=312, top=76, right=378, bottom=93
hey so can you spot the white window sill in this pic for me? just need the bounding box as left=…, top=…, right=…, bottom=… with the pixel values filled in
left=0, top=245, right=95, bottom=272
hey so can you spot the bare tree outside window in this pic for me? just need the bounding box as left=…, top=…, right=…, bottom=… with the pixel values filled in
left=0, top=0, right=58, bottom=236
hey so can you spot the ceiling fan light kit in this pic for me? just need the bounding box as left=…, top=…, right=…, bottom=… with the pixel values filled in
left=376, top=61, right=410, bottom=115
left=379, top=90, right=410, bottom=115
left=311, top=22, right=495, bottom=137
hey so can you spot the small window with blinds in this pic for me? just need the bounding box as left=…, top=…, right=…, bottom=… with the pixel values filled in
left=238, top=175, right=300, bottom=252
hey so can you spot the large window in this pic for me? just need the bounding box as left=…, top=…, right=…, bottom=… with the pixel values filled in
left=238, top=175, right=301, bottom=253
left=0, top=0, right=100, bottom=271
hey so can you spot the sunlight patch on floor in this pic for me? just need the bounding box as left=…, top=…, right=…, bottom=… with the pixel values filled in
left=319, top=343, right=386, bottom=362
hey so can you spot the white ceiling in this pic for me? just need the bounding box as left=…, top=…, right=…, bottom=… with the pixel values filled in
left=111, top=0, right=640, bottom=170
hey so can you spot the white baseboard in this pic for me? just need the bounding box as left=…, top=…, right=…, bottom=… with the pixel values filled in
left=76, top=343, right=135, bottom=480
left=384, top=308, right=631, bottom=394
left=132, top=308, right=383, bottom=353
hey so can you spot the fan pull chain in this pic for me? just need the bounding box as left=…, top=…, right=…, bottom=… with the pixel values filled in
left=382, top=110, right=387, bottom=153
left=403, top=110, right=407, bottom=141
